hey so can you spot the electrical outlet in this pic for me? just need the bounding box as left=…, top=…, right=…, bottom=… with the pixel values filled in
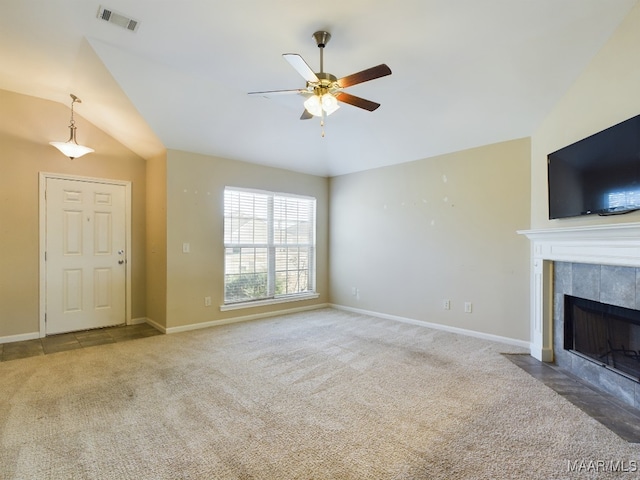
left=182, top=242, right=190, bottom=253
left=443, top=299, right=451, bottom=310
left=351, top=287, right=357, bottom=296
left=464, top=302, right=472, bottom=313
left=204, top=296, right=212, bottom=307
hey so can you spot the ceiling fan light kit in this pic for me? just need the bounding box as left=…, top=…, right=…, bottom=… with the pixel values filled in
left=249, top=31, right=391, bottom=136
left=304, top=91, right=339, bottom=117
left=49, top=94, right=95, bottom=159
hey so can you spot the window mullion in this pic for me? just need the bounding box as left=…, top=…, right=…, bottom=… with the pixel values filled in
left=267, top=195, right=275, bottom=297
left=307, top=205, right=315, bottom=292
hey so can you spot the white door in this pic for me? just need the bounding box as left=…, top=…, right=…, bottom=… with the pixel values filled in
left=45, top=178, right=127, bottom=335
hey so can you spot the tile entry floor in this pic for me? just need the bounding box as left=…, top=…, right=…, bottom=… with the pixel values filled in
left=0, top=323, right=161, bottom=362
left=505, top=353, right=640, bottom=443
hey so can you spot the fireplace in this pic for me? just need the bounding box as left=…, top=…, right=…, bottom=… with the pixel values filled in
left=564, top=295, right=640, bottom=382
left=519, top=222, right=640, bottom=410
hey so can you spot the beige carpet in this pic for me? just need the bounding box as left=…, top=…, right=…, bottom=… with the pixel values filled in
left=1, top=308, right=639, bottom=479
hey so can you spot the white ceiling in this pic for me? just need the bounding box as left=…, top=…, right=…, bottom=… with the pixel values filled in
left=1, top=0, right=637, bottom=177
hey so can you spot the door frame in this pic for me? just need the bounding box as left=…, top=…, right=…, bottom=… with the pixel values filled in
left=39, top=172, right=132, bottom=337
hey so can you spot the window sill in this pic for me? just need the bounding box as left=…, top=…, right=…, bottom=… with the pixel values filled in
left=220, top=293, right=320, bottom=312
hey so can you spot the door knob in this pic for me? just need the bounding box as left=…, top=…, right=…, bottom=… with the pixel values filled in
left=118, top=260, right=124, bottom=265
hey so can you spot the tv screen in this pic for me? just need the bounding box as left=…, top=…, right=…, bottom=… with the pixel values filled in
left=547, top=114, right=640, bottom=219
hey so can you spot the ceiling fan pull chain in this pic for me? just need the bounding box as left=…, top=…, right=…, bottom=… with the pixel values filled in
left=321, top=112, right=325, bottom=137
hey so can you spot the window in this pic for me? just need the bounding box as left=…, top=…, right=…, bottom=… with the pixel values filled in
left=607, top=189, right=640, bottom=211
left=223, top=187, right=316, bottom=306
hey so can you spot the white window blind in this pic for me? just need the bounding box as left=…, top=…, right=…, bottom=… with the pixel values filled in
left=224, top=187, right=316, bottom=304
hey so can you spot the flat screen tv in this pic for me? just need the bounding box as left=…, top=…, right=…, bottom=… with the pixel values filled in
left=547, top=114, right=640, bottom=219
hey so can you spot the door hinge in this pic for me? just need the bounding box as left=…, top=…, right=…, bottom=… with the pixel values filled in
left=45, top=251, right=47, bottom=261
left=44, top=313, right=47, bottom=323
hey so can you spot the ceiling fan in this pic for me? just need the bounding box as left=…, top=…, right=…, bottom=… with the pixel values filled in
left=248, top=31, right=392, bottom=134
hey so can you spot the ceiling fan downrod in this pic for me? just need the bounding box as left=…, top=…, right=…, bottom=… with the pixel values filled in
left=313, top=31, right=331, bottom=74
left=313, top=31, right=332, bottom=138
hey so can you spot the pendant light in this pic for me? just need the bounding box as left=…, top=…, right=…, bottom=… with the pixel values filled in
left=49, top=94, right=95, bottom=159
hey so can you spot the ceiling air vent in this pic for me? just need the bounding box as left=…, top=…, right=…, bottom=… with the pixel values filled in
left=97, top=6, right=139, bottom=32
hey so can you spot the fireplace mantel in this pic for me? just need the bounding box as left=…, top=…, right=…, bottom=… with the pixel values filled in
left=518, top=222, right=640, bottom=361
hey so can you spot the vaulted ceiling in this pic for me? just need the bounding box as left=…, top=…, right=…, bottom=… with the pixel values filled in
left=1, top=1, right=637, bottom=176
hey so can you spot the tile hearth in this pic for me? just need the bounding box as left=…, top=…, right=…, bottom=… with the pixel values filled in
left=506, top=354, right=640, bottom=443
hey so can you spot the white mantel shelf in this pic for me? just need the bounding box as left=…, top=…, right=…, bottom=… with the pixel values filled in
left=519, top=221, right=640, bottom=240
left=518, top=222, right=640, bottom=267
left=518, top=222, right=640, bottom=362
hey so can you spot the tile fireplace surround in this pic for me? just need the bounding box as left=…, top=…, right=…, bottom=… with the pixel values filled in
left=519, top=222, right=640, bottom=409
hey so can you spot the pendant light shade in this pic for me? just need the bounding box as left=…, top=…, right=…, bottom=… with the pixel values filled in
left=50, top=94, right=94, bottom=159
left=49, top=140, right=95, bottom=159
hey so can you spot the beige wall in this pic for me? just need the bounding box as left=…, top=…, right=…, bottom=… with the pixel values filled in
left=329, top=138, right=531, bottom=341
left=531, top=2, right=640, bottom=229
left=9, top=0, right=639, bottom=340
left=164, top=149, right=329, bottom=329
left=0, top=90, right=147, bottom=338
left=146, top=151, right=168, bottom=328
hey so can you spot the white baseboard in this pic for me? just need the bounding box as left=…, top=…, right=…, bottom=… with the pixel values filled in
left=165, top=303, right=331, bottom=334
left=0, top=331, right=41, bottom=345
left=331, top=304, right=531, bottom=351
left=2, top=306, right=528, bottom=352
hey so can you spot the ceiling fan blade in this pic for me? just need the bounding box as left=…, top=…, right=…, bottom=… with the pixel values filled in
left=248, top=88, right=308, bottom=97
left=335, top=92, right=381, bottom=112
left=283, top=54, right=319, bottom=83
left=300, top=109, right=313, bottom=120
left=337, top=64, right=392, bottom=88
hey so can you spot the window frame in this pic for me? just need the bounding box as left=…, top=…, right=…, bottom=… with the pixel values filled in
left=221, top=186, right=318, bottom=310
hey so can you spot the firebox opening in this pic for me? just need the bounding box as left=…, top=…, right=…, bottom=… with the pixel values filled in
left=564, top=295, right=640, bottom=383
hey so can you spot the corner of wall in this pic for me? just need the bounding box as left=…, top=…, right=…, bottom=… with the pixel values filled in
left=145, top=150, right=168, bottom=329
